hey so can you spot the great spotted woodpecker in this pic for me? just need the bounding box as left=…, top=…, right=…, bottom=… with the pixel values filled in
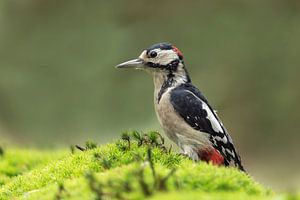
left=116, top=42, right=245, bottom=171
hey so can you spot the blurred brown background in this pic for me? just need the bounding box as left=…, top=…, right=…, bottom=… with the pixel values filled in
left=0, top=0, right=299, bottom=190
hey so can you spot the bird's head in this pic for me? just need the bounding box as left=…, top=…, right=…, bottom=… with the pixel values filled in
left=116, top=42, right=191, bottom=83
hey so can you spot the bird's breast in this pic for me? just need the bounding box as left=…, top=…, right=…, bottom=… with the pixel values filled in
left=154, top=88, right=179, bottom=142
left=154, top=89, right=211, bottom=147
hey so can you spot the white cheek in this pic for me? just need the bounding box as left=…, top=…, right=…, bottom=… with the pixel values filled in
left=156, top=50, right=178, bottom=65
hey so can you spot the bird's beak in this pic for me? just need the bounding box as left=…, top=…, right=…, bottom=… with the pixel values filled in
left=116, top=58, right=145, bottom=69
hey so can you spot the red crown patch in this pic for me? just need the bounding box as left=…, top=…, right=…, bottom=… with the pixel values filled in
left=172, top=45, right=184, bottom=59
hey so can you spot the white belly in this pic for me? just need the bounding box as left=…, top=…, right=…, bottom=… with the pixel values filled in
left=154, top=90, right=211, bottom=150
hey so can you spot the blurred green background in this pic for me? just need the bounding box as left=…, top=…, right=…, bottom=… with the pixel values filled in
left=0, top=0, right=299, bottom=191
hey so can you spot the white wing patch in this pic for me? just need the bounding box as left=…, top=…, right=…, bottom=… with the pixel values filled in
left=201, top=102, right=224, bottom=133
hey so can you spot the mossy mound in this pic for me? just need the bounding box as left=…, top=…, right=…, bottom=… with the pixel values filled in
left=0, top=131, right=295, bottom=200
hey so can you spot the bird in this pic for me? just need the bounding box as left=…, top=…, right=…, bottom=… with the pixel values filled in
left=116, top=42, right=245, bottom=171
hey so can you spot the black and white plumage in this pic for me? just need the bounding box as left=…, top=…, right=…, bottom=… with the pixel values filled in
left=170, top=83, right=244, bottom=170
left=116, top=42, right=244, bottom=171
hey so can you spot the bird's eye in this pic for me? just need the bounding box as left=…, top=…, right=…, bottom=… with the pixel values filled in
left=149, top=51, right=157, bottom=58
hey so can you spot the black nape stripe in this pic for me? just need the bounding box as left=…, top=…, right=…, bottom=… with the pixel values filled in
left=157, top=72, right=174, bottom=103
left=167, top=60, right=179, bottom=71
left=155, top=60, right=187, bottom=103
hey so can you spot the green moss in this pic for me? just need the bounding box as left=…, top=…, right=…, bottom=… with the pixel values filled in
left=149, top=191, right=276, bottom=200
left=0, top=149, right=66, bottom=186
left=0, top=132, right=295, bottom=200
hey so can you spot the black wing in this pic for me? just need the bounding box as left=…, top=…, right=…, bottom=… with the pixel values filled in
left=170, top=83, right=244, bottom=170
